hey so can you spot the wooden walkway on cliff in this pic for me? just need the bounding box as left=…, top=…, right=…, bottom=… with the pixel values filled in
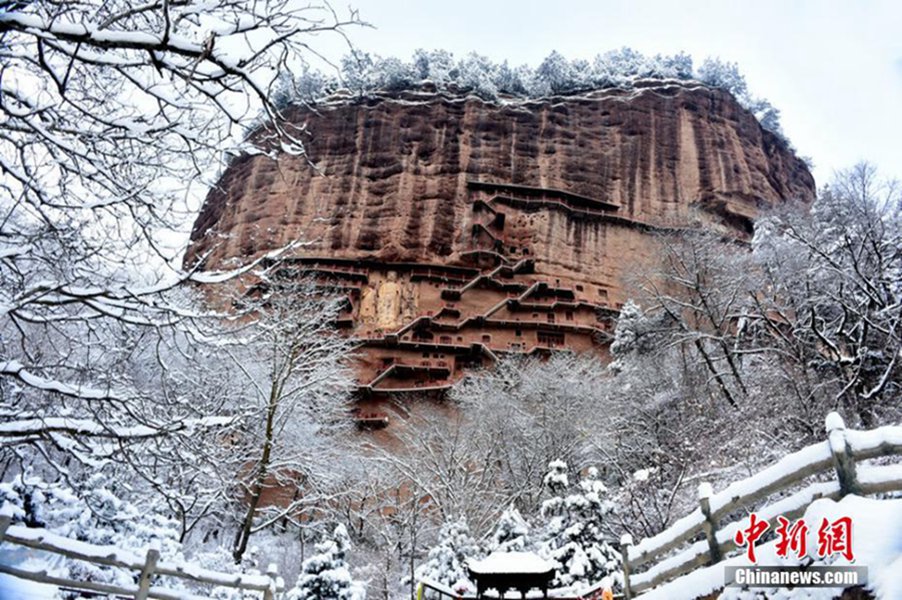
left=467, top=180, right=700, bottom=234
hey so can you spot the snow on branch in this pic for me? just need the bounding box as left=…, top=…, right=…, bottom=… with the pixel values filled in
left=0, top=415, right=235, bottom=440
left=0, top=360, right=127, bottom=402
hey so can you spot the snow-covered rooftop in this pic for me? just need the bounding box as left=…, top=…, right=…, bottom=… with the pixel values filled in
left=468, top=552, right=555, bottom=575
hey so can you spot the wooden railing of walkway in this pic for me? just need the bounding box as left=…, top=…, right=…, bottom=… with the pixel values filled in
left=0, top=513, right=283, bottom=600
left=621, top=411, right=902, bottom=597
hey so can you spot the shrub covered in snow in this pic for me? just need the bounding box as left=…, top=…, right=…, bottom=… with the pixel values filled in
left=489, top=505, right=533, bottom=553
left=413, top=517, right=479, bottom=594
left=287, top=524, right=366, bottom=600
left=538, top=461, right=621, bottom=590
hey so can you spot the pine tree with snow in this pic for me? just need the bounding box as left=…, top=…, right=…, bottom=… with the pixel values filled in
left=531, top=51, right=575, bottom=96
left=414, top=517, right=479, bottom=594
left=609, top=299, right=675, bottom=374
left=411, top=48, right=457, bottom=84
left=610, top=300, right=644, bottom=359
left=374, top=56, right=416, bottom=91
left=457, top=52, right=499, bottom=99
left=341, top=51, right=377, bottom=96
left=543, top=459, right=570, bottom=500
left=538, top=461, right=621, bottom=590
left=697, top=58, right=749, bottom=101
left=489, top=505, right=532, bottom=552
left=495, top=60, right=529, bottom=95
left=287, top=524, right=365, bottom=600
left=659, top=52, right=694, bottom=79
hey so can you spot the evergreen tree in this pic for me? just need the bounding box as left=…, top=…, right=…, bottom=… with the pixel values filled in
left=496, top=60, right=529, bottom=95
left=609, top=299, right=675, bottom=374
left=697, top=57, right=749, bottom=101
left=288, top=524, right=366, bottom=600
left=539, top=461, right=621, bottom=589
left=610, top=300, right=645, bottom=358
left=598, top=47, right=650, bottom=83
left=659, top=52, right=694, bottom=79
left=374, top=56, right=416, bottom=91
left=489, top=505, right=532, bottom=552
left=411, top=49, right=457, bottom=83
left=341, top=51, right=376, bottom=96
left=532, top=50, right=575, bottom=95
left=457, top=52, right=499, bottom=98
left=413, top=517, right=478, bottom=593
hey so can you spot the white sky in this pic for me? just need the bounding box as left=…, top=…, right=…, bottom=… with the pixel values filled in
left=312, top=0, right=902, bottom=187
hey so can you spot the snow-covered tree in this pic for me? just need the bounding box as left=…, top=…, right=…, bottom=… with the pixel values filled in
left=658, top=52, right=694, bottom=79
left=532, top=51, right=576, bottom=96
left=496, top=60, right=531, bottom=95
left=643, top=232, right=757, bottom=409
left=410, top=49, right=458, bottom=84
left=259, top=47, right=786, bottom=137
left=539, top=461, right=621, bottom=590
left=608, top=465, right=688, bottom=542
left=414, top=517, right=479, bottom=594
left=608, top=299, right=673, bottom=373
left=747, top=98, right=784, bottom=138
left=595, top=163, right=901, bottom=538
left=276, top=68, right=335, bottom=108
left=375, top=56, right=417, bottom=91
left=229, top=280, right=356, bottom=563
left=697, top=57, right=750, bottom=101
left=342, top=51, right=378, bottom=95
left=451, top=354, right=607, bottom=512
left=287, top=524, right=366, bottom=600
left=489, top=505, right=532, bottom=553
left=335, top=465, right=431, bottom=600
left=372, top=404, right=510, bottom=537
left=457, top=52, right=499, bottom=98
left=595, top=47, right=651, bottom=84
left=750, top=163, right=902, bottom=428
left=0, top=0, right=363, bottom=541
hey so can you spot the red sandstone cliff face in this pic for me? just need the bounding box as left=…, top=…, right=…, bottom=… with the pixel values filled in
left=187, top=82, right=813, bottom=270
left=185, top=81, right=814, bottom=401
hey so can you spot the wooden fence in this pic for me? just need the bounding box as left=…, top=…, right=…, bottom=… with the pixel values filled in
left=3, top=410, right=900, bottom=599
left=0, top=513, right=283, bottom=599
left=620, top=411, right=902, bottom=597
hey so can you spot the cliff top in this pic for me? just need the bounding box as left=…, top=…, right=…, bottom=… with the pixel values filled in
left=268, top=48, right=791, bottom=146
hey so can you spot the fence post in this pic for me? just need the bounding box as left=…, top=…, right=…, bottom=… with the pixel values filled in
left=826, top=412, right=861, bottom=496
left=263, top=562, right=279, bottom=600
left=619, top=533, right=632, bottom=600
left=135, top=540, right=160, bottom=600
left=697, top=482, right=722, bottom=564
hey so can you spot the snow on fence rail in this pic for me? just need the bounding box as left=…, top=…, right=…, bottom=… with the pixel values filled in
left=0, top=512, right=283, bottom=600
left=620, top=411, right=902, bottom=598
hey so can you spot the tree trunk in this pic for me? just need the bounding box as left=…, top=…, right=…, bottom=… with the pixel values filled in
left=233, top=380, right=282, bottom=563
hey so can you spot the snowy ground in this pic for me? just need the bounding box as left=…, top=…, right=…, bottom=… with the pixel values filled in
left=640, top=495, right=902, bottom=600
left=0, top=547, right=59, bottom=599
